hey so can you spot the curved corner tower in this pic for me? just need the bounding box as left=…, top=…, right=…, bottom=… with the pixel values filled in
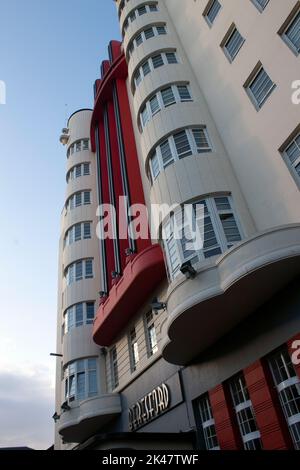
left=54, top=109, right=121, bottom=450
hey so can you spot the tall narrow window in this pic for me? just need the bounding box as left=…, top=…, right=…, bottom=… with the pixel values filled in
left=281, top=130, right=300, bottom=184
left=64, top=358, right=98, bottom=403
left=197, top=395, right=220, bottom=450
left=281, top=7, right=300, bottom=55
left=204, top=0, right=221, bottom=25
left=110, top=346, right=119, bottom=389
left=268, top=347, right=300, bottom=449
left=152, top=54, right=164, bottom=68
left=161, top=87, right=176, bottom=107
left=145, top=311, right=158, bottom=357
left=222, top=26, right=245, bottom=61
left=173, top=130, right=193, bottom=159
left=245, top=64, right=276, bottom=109
left=229, top=374, right=262, bottom=450
left=129, top=328, right=140, bottom=372
left=160, top=139, right=174, bottom=168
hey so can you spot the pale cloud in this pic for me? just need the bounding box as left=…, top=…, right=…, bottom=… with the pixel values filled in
left=0, top=365, right=55, bottom=450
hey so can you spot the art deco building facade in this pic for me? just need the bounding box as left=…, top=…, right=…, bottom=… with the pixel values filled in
left=54, top=0, right=300, bottom=450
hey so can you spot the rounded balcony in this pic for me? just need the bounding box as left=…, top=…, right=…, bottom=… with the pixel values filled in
left=66, top=149, right=93, bottom=173
left=62, top=239, right=97, bottom=272
left=119, top=0, right=159, bottom=30
left=161, top=224, right=300, bottom=365
left=58, top=394, right=122, bottom=443
left=65, top=176, right=94, bottom=201
left=62, top=204, right=96, bottom=233
left=62, top=278, right=99, bottom=313
left=123, top=13, right=168, bottom=56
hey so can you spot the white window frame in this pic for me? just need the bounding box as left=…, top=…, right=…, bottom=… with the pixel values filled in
left=123, top=3, right=159, bottom=35
left=65, top=259, right=94, bottom=286
left=229, top=374, right=262, bottom=450
left=204, top=0, right=222, bottom=26
left=66, top=190, right=92, bottom=212
left=128, top=328, right=140, bottom=372
left=281, top=8, right=300, bottom=56
left=148, top=127, right=212, bottom=182
left=63, top=301, right=95, bottom=334
left=245, top=65, right=276, bottom=110
left=64, top=221, right=92, bottom=248
left=144, top=311, right=158, bottom=357
left=282, top=131, right=300, bottom=187
left=197, top=395, right=220, bottom=450
left=133, top=51, right=179, bottom=90
left=139, top=84, right=193, bottom=131
left=66, top=139, right=89, bottom=159
left=128, top=24, right=167, bottom=59
left=110, top=346, right=119, bottom=389
left=162, top=195, right=242, bottom=280
left=64, top=358, right=98, bottom=403
left=66, top=162, right=90, bottom=183
left=222, top=26, right=245, bottom=62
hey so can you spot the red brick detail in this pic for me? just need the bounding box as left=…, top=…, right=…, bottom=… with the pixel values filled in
left=209, top=385, right=241, bottom=450
left=287, top=333, right=300, bottom=378
left=244, top=360, right=292, bottom=450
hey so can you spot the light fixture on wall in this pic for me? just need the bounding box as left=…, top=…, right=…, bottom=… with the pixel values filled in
left=180, top=261, right=197, bottom=279
left=61, top=401, right=71, bottom=412
left=151, top=297, right=167, bottom=316
left=52, top=412, right=60, bottom=422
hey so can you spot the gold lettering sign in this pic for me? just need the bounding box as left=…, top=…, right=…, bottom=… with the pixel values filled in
left=129, top=383, right=170, bottom=431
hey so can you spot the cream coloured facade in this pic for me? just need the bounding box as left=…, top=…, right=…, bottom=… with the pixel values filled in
left=53, top=0, right=300, bottom=450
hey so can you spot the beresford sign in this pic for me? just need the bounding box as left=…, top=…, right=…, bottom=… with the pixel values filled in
left=129, top=383, right=170, bottom=431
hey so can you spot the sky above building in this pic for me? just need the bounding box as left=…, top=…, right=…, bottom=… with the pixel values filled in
left=0, top=0, right=120, bottom=449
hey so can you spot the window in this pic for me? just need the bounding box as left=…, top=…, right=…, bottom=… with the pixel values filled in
left=137, top=5, right=147, bottom=16
left=129, top=328, right=139, bottom=372
left=64, top=222, right=92, bottom=247
left=110, top=346, right=119, bottom=389
left=152, top=54, right=164, bottom=69
left=122, top=3, right=159, bottom=35
left=66, top=191, right=91, bottom=212
left=280, top=7, right=300, bottom=55
left=204, top=0, right=221, bottom=25
left=139, top=84, right=192, bottom=131
left=64, top=358, right=97, bottom=403
left=65, top=259, right=94, bottom=285
left=197, top=395, right=220, bottom=450
left=148, top=127, right=211, bottom=180
left=145, top=311, right=158, bottom=356
left=251, top=0, right=269, bottom=12
left=162, top=196, right=242, bottom=280
left=149, top=151, right=160, bottom=181
left=222, top=26, right=245, bottom=61
left=268, top=347, right=300, bottom=449
left=134, top=52, right=179, bottom=90
left=63, top=302, right=95, bottom=334
left=229, top=374, right=262, bottom=450
left=245, top=64, right=276, bottom=109
left=67, top=139, right=89, bottom=158
left=281, top=130, right=300, bottom=184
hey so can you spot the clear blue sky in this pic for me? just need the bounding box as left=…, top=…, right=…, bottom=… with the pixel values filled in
left=0, top=0, right=120, bottom=449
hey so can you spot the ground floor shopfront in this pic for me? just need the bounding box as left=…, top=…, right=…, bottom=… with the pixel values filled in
left=73, top=278, right=300, bottom=451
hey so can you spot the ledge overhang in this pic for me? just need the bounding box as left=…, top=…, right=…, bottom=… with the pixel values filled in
left=93, top=244, right=166, bottom=346
left=58, top=394, right=122, bottom=443
left=162, top=224, right=300, bottom=365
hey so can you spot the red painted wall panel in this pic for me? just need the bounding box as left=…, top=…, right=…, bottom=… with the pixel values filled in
left=209, top=384, right=242, bottom=450
left=244, top=360, right=292, bottom=449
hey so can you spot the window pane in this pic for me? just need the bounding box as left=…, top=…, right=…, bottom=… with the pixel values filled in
left=166, top=52, right=178, bottom=64
left=83, top=163, right=90, bottom=175
left=77, top=372, right=85, bottom=400
left=84, top=191, right=91, bottom=204
left=206, top=0, right=221, bottom=24
left=156, top=25, right=166, bottom=35
left=75, top=192, right=82, bottom=207
left=141, top=105, right=149, bottom=127
left=161, top=87, right=176, bottom=107
left=152, top=54, right=164, bottom=68
left=160, top=139, right=174, bottom=167
left=177, top=85, right=192, bottom=101
left=75, top=261, right=83, bottom=281
left=144, top=27, right=155, bottom=40
left=285, top=12, right=300, bottom=52
left=88, top=370, right=97, bottom=396
left=150, top=152, right=160, bottom=180
left=85, top=259, right=93, bottom=278
left=173, top=130, right=192, bottom=158
left=135, top=33, right=143, bottom=46
left=192, top=128, right=211, bottom=152
left=225, top=28, right=244, bottom=60
left=86, top=302, right=95, bottom=323
left=74, top=224, right=81, bottom=241
left=249, top=67, right=275, bottom=108
left=83, top=222, right=91, bottom=239
left=150, top=95, right=160, bottom=115
left=142, top=60, right=151, bottom=76
left=138, top=5, right=146, bottom=15
left=75, top=303, right=84, bottom=326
